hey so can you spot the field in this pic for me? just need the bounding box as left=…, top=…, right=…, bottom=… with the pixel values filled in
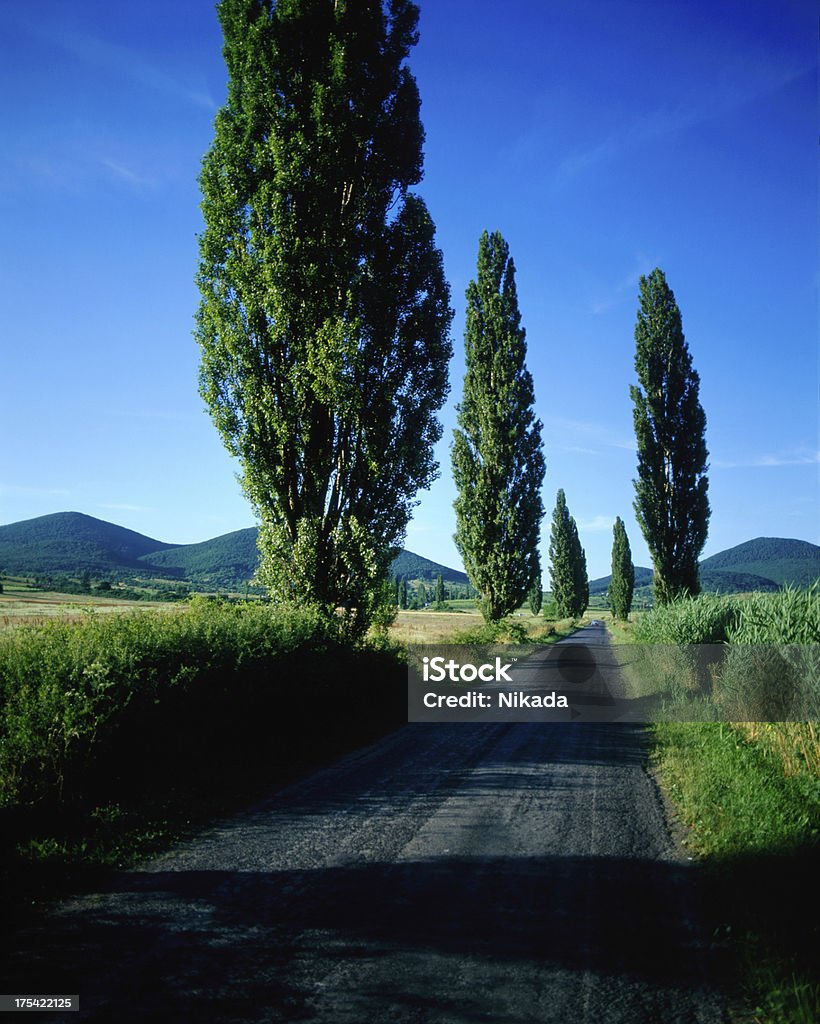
left=388, top=607, right=583, bottom=645
left=0, top=578, right=179, bottom=629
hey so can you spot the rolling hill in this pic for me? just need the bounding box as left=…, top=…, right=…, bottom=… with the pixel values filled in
left=588, top=566, right=653, bottom=597
left=2, top=514, right=817, bottom=597
left=588, top=537, right=820, bottom=596
left=0, top=513, right=468, bottom=591
left=390, top=549, right=468, bottom=585
left=143, top=527, right=260, bottom=590
left=699, top=537, right=820, bottom=589
left=0, top=512, right=179, bottom=578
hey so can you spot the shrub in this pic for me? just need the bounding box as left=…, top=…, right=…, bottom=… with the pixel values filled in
left=0, top=600, right=401, bottom=816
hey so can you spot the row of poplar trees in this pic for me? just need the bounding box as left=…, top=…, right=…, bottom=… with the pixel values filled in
left=195, top=0, right=710, bottom=635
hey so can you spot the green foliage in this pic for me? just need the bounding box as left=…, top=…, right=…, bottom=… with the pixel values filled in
left=195, top=0, right=453, bottom=636
left=452, top=231, right=545, bottom=623
left=699, top=569, right=780, bottom=594
left=631, top=269, right=710, bottom=604
left=609, top=516, right=634, bottom=620
left=646, top=591, right=820, bottom=1024
left=435, top=573, right=444, bottom=607
left=652, top=721, right=819, bottom=857
left=651, top=722, right=820, bottom=1023
left=727, top=584, right=820, bottom=644
left=632, top=592, right=737, bottom=645
left=589, top=565, right=653, bottom=596
left=528, top=582, right=542, bottom=616
left=0, top=601, right=405, bottom=817
left=452, top=619, right=529, bottom=644
left=630, top=589, right=820, bottom=721
left=633, top=587, right=820, bottom=648
left=548, top=489, right=587, bottom=618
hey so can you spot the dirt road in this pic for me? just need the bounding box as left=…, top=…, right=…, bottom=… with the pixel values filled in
left=1, top=626, right=727, bottom=1022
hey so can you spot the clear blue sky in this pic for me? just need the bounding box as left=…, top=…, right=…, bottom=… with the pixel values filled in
left=2, top=0, right=817, bottom=582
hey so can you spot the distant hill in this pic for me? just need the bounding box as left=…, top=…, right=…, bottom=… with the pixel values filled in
left=0, top=513, right=468, bottom=591
left=699, top=537, right=820, bottom=589
left=4, top=514, right=816, bottom=597
left=0, top=512, right=178, bottom=578
left=588, top=566, right=653, bottom=596
left=588, top=537, right=820, bottom=597
left=143, top=528, right=260, bottom=590
left=390, top=549, right=468, bottom=585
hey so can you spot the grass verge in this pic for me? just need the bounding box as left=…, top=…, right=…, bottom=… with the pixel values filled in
left=650, top=721, right=819, bottom=1023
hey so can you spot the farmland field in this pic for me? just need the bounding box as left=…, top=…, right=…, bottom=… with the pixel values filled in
left=0, top=578, right=176, bottom=629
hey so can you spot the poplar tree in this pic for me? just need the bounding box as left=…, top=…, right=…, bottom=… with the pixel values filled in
left=609, top=516, right=634, bottom=620
left=195, top=0, right=453, bottom=636
left=630, top=269, right=709, bottom=604
left=528, top=582, right=542, bottom=617
left=452, top=231, right=545, bottom=623
left=548, top=489, right=587, bottom=619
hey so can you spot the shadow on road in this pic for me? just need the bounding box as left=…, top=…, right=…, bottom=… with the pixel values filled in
left=0, top=848, right=736, bottom=1022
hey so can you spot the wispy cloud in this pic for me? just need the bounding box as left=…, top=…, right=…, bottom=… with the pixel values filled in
left=589, top=254, right=657, bottom=315
left=554, top=104, right=695, bottom=187
left=101, top=158, right=157, bottom=190
left=544, top=415, right=634, bottom=453
left=713, top=449, right=820, bottom=470
left=550, top=444, right=601, bottom=456
left=577, top=515, right=615, bottom=533
left=554, top=63, right=811, bottom=188
left=12, top=16, right=216, bottom=112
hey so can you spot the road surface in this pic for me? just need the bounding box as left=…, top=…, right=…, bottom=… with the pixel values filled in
left=1, top=624, right=727, bottom=1022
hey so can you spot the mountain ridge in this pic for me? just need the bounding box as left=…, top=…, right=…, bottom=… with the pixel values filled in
left=1, top=514, right=817, bottom=595
left=588, top=537, right=820, bottom=595
left=0, top=512, right=468, bottom=590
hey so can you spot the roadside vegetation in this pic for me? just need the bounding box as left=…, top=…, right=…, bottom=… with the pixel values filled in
left=0, top=599, right=404, bottom=918
left=613, top=589, right=820, bottom=1023
left=0, top=588, right=589, bottom=915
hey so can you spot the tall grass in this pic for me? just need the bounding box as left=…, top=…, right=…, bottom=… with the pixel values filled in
left=727, top=584, right=820, bottom=644
left=634, top=586, right=820, bottom=1023
left=631, top=592, right=737, bottom=644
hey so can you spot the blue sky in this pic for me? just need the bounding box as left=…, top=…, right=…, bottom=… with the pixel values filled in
left=1, top=0, right=817, bottom=582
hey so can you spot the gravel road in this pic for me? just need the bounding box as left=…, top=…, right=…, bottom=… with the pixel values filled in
left=1, top=625, right=728, bottom=1023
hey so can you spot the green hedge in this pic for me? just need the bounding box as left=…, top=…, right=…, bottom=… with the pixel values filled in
left=0, top=599, right=403, bottom=816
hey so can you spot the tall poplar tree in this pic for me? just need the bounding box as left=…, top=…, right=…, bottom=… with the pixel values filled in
left=630, top=269, right=709, bottom=604
left=195, top=0, right=453, bottom=636
left=548, top=489, right=587, bottom=619
left=609, top=516, right=634, bottom=620
left=452, top=231, right=545, bottom=623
